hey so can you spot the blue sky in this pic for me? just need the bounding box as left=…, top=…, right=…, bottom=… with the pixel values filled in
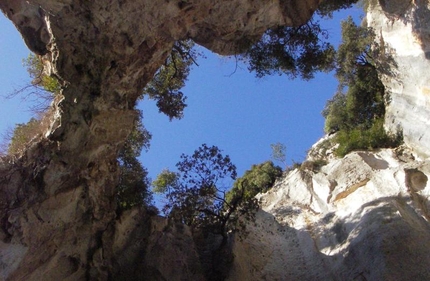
left=0, top=7, right=362, bottom=183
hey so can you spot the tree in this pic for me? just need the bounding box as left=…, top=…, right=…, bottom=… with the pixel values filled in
left=23, top=53, right=61, bottom=94
left=141, top=1, right=361, bottom=120
left=116, top=110, right=154, bottom=210
left=226, top=161, right=282, bottom=204
left=153, top=144, right=258, bottom=239
left=6, top=118, right=41, bottom=155
left=141, top=40, right=199, bottom=120
left=322, top=92, right=348, bottom=132
left=270, top=142, right=287, bottom=166
left=323, top=17, right=401, bottom=156
left=152, top=169, right=179, bottom=194
left=6, top=53, right=62, bottom=113
left=1, top=1, right=397, bottom=279
left=240, top=18, right=336, bottom=80
left=3, top=54, right=61, bottom=154
left=317, top=0, right=359, bottom=18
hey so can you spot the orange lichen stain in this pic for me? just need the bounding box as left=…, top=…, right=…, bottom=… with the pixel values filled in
left=334, top=178, right=370, bottom=201
left=421, top=87, right=430, bottom=96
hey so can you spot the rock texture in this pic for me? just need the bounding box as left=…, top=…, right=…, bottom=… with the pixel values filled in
left=2, top=0, right=430, bottom=280
left=0, top=0, right=321, bottom=280
left=226, top=2, right=430, bottom=279
left=228, top=143, right=430, bottom=280
left=367, top=0, right=430, bottom=159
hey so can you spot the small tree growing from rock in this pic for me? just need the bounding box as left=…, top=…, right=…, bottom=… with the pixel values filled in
left=153, top=144, right=259, bottom=241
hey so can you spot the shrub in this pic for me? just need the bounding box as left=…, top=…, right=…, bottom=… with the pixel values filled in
left=335, top=119, right=402, bottom=157
left=301, top=159, right=328, bottom=172
left=323, top=17, right=402, bottom=157
left=226, top=161, right=282, bottom=203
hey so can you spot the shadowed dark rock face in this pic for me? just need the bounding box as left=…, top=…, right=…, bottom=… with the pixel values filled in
left=0, top=0, right=320, bottom=279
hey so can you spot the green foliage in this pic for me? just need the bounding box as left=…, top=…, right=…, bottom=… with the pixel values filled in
left=241, top=19, right=336, bottom=80
left=116, top=110, right=154, bottom=210
left=270, top=142, right=287, bottom=165
left=152, top=169, right=179, bottom=194
left=142, top=40, right=198, bottom=120
left=323, top=17, right=402, bottom=157
left=4, top=53, right=63, bottom=155
left=317, top=0, right=359, bottom=18
left=335, top=119, right=402, bottom=157
left=153, top=144, right=258, bottom=238
left=335, top=17, right=380, bottom=88
left=226, top=161, right=282, bottom=204
left=23, top=53, right=61, bottom=93
left=323, top=92, right=348, bottom=132
left=7, top=118, right=41, bottom=155
left=141, top=3, right=364, bottom=119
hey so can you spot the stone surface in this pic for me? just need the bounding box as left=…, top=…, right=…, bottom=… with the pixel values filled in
left=228, top=146, right=430, bottom=280
left=0, top=0, right=321, bottom=280
left=1, top=0, right=430, bottom=280
left=367, top=0, right=430, bottom=159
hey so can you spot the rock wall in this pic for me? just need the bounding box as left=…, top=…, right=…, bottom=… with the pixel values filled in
left=367, top=0, right=430, bottom=159
left=0, top=0, right=322, bottom=280
left=229, top=144, right=430, bottom=280
left=2, top=0, right=430, bottom=280
left=227, top=2, right=430, bottom=279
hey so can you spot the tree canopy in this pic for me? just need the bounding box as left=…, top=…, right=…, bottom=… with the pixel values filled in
left=142, top=0, right=360, bottom=120
left=116, top=111, right=153, bottom=210
left=141, top=40, right=198, bottom=120
left=153, top=144, right=260, bottom=239
left=322, top=17, right=402, bottom=156
left=226, top=161, right=282, bottom=204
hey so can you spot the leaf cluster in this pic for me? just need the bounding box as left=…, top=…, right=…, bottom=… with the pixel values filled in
left=23, top=53, right=61, bottom=93
left=153, top=144, right=259, bottom=238
left=317, top=0, right=360, bottom=18
left=335, top=119, right=403, bottom=157
left=6, top=118, right=41, bottom=155
left=226, top=161, right=282, bottom=204
left=141, top=2, right=365, bottom=120
left=142, top=40, right=199, bottom=120
left=241, top=19, right=336, bottom=80
left=323, top=17, right=402, bottom=157
left=116, top=110, right=154, bottom=210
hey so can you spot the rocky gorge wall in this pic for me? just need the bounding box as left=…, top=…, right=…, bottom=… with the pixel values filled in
left=0, top=0, right=323, bottom=280
left=368, top=0, right=430, bottom=159
left=1, top=0, right=430, bottom=280
left=227, top=1, right=430, bottom=279
left=228, top=142, right=430, bottom=280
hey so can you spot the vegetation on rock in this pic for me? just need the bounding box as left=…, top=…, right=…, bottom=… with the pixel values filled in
left=270, top=142, right=287, bottom=166
left=153, top=144, right=261, bottom=239
left=226, top=161, right=282, bottom=203
left=116, top=111, right=154, bottom=210
left=5, top=55, right=155, bottom=210
left=323, top=17, right=402, bottom=157
left=141, top=40, right=198, bottom=120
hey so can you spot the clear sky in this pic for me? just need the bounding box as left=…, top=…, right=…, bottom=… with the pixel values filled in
left=0, top=6, right=363, bottom=184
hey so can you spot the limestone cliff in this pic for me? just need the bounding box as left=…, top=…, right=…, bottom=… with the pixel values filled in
left=227, top=1, right=430, bottom=280
left=1, top=0, right=430, bottom=280
left=0, top=0, right=321, bottom=280
left=228, top=142, right=430, bottom=280
left=368, top=0, right=430, bottom=158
